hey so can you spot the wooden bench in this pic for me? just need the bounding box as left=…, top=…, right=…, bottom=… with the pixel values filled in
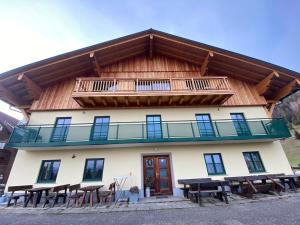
left=189, top=181, right=229, bottom=206
left=225, top=174, right=285, bottom=198
left=42, top=184, right=70, bottom=208
left=98, top=182, right=116, bottom=205
left=6, top=185, right=33, bottom=207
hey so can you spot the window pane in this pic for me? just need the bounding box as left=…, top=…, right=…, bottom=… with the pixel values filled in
left=215, top=163, right=225, bottom=174
left=206, top=163, right=215, bottom=174
left=204, top=155, right=213, bottom=163
left=213, top=154, right=221, bottom=163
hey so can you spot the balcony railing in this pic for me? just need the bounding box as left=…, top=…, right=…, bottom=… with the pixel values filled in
left=7, top=118, right=290, bottom=148
left=72, top=77, right=233, bottom=107
left=74, top=77, right=232, bottom=93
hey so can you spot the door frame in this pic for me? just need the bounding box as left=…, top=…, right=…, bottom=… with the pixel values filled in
left=141, top=153, right=174, bottom=196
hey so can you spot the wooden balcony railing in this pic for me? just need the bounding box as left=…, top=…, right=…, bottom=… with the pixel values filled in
left=73, top=77, right=232, bottom=93
left=72, top=76, right=233, bottom=107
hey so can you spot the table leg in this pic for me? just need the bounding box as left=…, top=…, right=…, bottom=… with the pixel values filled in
left=198, top=183, right=202, bottom=206
left=80, top=191, right=87, bottom=207
left=33, top=192, right=40, bottom=208
left=221, top=185, right=229, bottom=204
left=96, top=189, right=100, bottom=203
left=289, top=179, right=297, bottom=192
left=89, top=191, right=93, bottom=207
left=24, top=192, right=33, bottom=208
left=280, top=179, right=287, bottom=192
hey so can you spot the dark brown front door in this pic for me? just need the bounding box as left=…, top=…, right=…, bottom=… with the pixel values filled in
left=143, top=155, right=173, bottom=196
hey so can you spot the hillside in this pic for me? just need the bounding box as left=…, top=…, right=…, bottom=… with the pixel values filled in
left=273, top=90, right=300, bottom=166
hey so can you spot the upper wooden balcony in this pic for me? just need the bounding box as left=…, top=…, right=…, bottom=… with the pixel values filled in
left=72, top=76, right=234, bottom=107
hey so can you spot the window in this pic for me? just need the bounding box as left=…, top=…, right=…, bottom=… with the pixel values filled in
left=83, top=158, right=105, bottom=181
left=91, top=117, right=110, bottom=141
left=146, top=115, right=162, bottom=139
left=230, top=113, right=251, bottom=136
left=196, top=114, right=215, bottom=137
left=37, top=160, right=61, bottom=183
left=204, top=153, right=226, bottom=175
left=243, top=152, right=265, bottom=173
left=51, top=117, right=71, bottom=142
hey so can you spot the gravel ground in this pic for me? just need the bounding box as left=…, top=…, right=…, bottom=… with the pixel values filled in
left=0, top=195, right=300, bottom=225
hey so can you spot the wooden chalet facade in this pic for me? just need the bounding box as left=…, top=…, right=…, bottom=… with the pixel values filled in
left=0, top=29, right=299, bottom=197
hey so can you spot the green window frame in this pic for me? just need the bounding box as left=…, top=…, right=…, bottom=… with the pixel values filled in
left=243, top=151, right=265, bottom=173
left=37, top=160, right=61, bottom=183
left=83, top=158, right=105, bottom=181
left=204, top=153, right=226, bottom=175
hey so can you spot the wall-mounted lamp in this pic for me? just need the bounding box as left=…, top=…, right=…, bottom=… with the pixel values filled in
left=72, top=154, right=76, bottom=159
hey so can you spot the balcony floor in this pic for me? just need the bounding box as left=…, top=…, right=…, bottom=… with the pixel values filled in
left=72, top=92, right=233, bottom=107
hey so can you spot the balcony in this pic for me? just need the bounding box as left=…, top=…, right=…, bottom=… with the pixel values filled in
left=72, top=77, right=233, bottom=107
left=7, top=118, right=290, bottom=149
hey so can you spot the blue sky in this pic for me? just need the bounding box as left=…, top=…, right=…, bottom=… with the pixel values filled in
left=0, top=0, right=300, bottom=119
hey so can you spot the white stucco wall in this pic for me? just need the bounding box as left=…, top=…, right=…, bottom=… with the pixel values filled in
left=28, top=106, right=268, bottom=125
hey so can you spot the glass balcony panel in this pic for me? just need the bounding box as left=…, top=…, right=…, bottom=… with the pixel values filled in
left=7, top=118, right=291, bottom=148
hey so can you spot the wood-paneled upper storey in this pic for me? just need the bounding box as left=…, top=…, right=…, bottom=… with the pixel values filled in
left=0, top=29, right=299, bottom=114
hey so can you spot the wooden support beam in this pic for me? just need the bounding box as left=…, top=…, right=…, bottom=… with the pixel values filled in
left=17, top=73, right=42, bottom=100
left=168, top=97, right=173, bottom=105
left=125, top=97, right=129, bottom=106
left=100, top=98, right=107, bottom=107
left=113, top=98, right=118, bottom=107
left=200, top=51, right=214, bottom=76
left=149, top=34, right=154, bottom=59
left=211, top=95, right=224, bottom=104
left=189, top=96, right=196, bottom=104
left=89, top=52, right=102, bottom=77
left=158, top=97, right=162, bottom=105
left=147, top=97, right=151, bottom=106
left=274, top=79, right=300, bottom=101
left=200, top=95, right=210, bottom=104
left=265, top=101, right=276, bottom=118
left=256, top=71, right=279, bottom=95
left=0, top=83, right=21, bottom=106
left=179, top=97, right=184, bottom=105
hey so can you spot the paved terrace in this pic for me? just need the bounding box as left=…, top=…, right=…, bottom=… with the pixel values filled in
left=1, top=192, right=300, bottom=225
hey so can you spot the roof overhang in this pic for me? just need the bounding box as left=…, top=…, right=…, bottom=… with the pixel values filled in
left=0, top=29, right=299, bottom=108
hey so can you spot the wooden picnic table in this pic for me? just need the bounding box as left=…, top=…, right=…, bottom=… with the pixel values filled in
left=178, top=178, right=212, bottom=198
left=79, top=185, right=104, bottom=207
left=24, top=187, right=52, bottom=208
left=276, top=175, right=299, bottom=192
left=178, top=179, right=229, bottom=206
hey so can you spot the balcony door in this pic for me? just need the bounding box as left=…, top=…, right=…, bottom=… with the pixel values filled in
left=143, top=155, right=173, bottom=196
left=146, top=115, right=162, bottom=139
